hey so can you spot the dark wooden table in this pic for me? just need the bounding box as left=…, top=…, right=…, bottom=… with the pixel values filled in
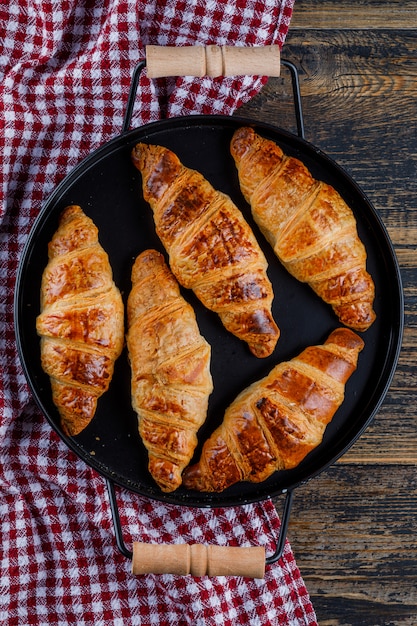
left=238, top=2, right=417, bottom=624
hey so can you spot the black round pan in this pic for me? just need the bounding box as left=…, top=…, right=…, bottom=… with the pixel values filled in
left=14, top=111, right=403, bottom=509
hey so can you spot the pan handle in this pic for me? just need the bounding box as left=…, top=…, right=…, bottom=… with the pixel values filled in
left=131, top=542, right=266, bottom=578
left=105, top=478, right=294, bottom=578
left=145, top=44, right=281, bottom=79
left=122, top=56, right=304, bottom=138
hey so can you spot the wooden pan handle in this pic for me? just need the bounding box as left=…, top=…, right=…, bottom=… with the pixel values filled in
left=132, top=542, right=266, bottom=578
left=145, top=45, right=280, bottom=78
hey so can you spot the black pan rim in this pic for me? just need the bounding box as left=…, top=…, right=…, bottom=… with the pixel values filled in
left=14, top=113, right=404, bottom=508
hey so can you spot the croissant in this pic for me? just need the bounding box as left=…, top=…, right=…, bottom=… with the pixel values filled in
left=36, top=205, right=124, bottom=437
left=182, top=328, right=364, bottom=492
left=131, top=143, right=280, bottom=358
left=126, top=249, right=213, bottom=493
left=230, top=127, right=376, bottom=332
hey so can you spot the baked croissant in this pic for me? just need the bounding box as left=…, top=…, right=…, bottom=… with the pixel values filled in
left=132, top=143, right=280, bottom=358
left=182, top=328, right=364, bottom=492
left=230, top=127, right=376, bottom=332
left=36, top=205, right=124, bottom=437
left=126, top=249, right=213, bottom=493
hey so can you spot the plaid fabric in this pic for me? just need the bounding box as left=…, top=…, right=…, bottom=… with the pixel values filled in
left=0, top=0, right=318, bottom=624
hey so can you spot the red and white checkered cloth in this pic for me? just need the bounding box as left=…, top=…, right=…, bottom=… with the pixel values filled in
left=0, top=1, right=318, bottom=624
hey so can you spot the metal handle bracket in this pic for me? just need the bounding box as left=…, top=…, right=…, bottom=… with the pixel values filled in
left=106, top=478, right=295, bottom=573
left=121, top=57, right=305, bottom=139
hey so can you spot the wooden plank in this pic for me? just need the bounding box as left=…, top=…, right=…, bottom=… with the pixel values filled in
left=277, top=464, right=417, bottom=624
left=291, top=0, right=417, bottom=30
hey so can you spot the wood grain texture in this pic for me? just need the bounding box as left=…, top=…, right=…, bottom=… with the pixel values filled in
left=291, top=0, right=417, bottom=30
left=275, top=464, right=417, bottom=625
left=237, top=4, right=417, bottom=622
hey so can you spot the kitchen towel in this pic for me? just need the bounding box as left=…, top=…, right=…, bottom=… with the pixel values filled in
left=0, top=0, right=318, bottom=624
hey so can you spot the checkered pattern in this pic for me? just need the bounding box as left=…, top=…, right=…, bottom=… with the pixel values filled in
left=0, top=0, right=318, bottom=624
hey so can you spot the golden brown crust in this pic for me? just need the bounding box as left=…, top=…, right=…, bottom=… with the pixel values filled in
left=182, top=328, right=364, bottom=492
left=36, top=205, right=124, bottom=436
left=126, top=249, right=213, bottom=493
left=230, top=127, right=376, bottom=332
left=132, top=143, right=280, bottom=358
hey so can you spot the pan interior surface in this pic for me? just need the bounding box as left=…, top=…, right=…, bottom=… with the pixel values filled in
left=15, top=115, right=403, bottom=507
